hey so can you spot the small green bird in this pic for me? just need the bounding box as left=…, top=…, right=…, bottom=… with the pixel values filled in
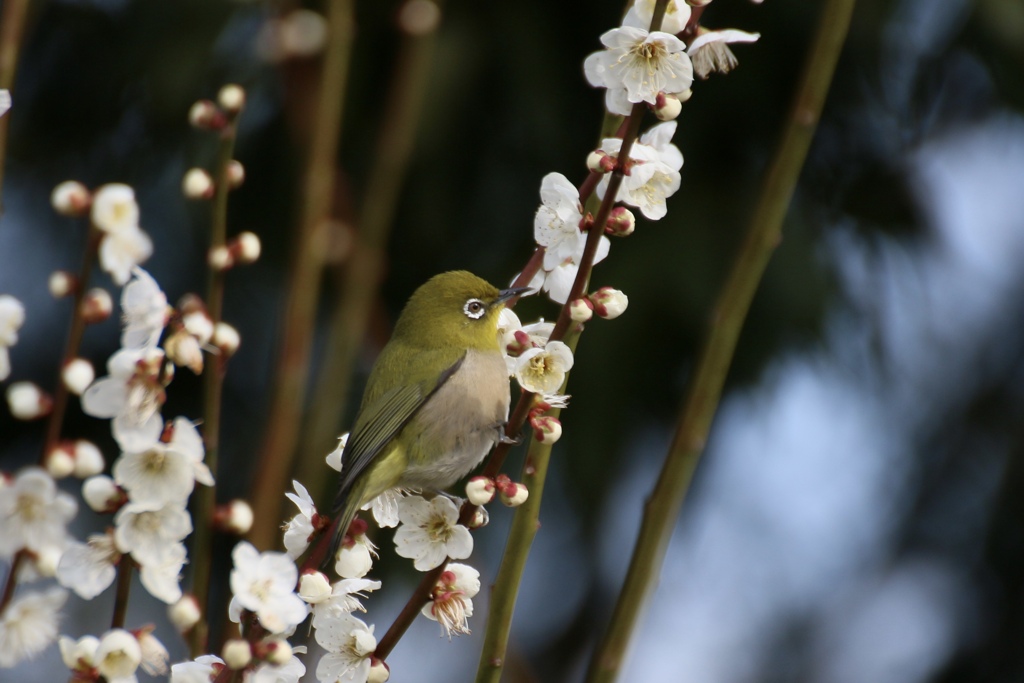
left=326, top=271, right=528, bottom=568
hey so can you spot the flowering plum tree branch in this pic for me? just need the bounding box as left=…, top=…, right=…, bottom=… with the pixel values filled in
left=586, top=0, right=857, bottom=679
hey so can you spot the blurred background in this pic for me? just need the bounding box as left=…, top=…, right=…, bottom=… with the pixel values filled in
left=2, top=0, right=1024, bottom=680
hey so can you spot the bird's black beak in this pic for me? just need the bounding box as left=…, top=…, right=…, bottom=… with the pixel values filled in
left=494, top=286, right=534, bottom=306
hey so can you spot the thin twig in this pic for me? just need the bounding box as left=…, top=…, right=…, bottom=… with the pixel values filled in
left=111, top=558, right=133, bottom=629
left=189, top=114, right=239, bottom=657
left=585, top=0, right=857, bottom=679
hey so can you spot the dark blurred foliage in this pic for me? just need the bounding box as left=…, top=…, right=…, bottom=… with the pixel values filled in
left=3, top=0, right=1024, bottom=680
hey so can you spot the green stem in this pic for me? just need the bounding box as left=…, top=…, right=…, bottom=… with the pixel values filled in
left=475, top=333, right=578, bottom=682
left=297, top=0, right=443, bottom=509
left=0, top=0, right=30, bottom=216
left=585, top=0, right=857, bottom=680
left=248, top=0, right=355, bottom=552
left=189, top=115, right=239, bottom=657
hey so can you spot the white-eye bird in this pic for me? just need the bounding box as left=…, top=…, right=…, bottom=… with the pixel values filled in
left=325, top=271, right=529, bottom=568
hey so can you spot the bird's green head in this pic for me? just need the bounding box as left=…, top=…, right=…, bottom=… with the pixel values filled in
left=393, top=271, right=530, bottom=351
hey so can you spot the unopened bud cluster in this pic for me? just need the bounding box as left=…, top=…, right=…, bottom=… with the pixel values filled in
left=465, top=474, right=529, bottom=507
left=46, top=439, right=105, bottom=479
left=528, top=398, right=563, bottom=445
left=208, top=231, right=262, bottom=271
left=188, top=84, right=246, bottom=131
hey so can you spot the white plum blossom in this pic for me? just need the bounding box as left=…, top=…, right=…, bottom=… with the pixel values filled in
left=60, top=634, right=101, bottom=674
left=170, top=654, right=224, bottom=683
left=229, top=542, right=308, bottom=635
left=534, top=173, right=586, bottom=271
left=335, top=532, right=376, bottom=580
left=0, top=587, right=68, bottom=668
left=326, top=432, right=349, bottom=472
left=81, top=346, right=167, bottom=451
left=112, top=417, right=212, bottom=507
left=393, top=495, right=473, bottom=571
left=623, top=0, right=692, bottom=36
left=596, top=121, right=683, bottom=220
left=91, top=184, right=140, bottom=234
left=138, top=541, right=186, bottom=604
left=0, top=294, right=25, bottom=381
left=530, top=174, right=610, bottom=304
left=136, top=628, right=170, bottom=676
left=314, top=613, right=376, bottom=683
left=283, top=480, right=318, bottom=559
left=360, top=488, right=402, bottom=529
left=113, top=502, right=192, bottom=566
left=513, top=341, right=575, bottom=395
left=0, top=89, right=9, bottom=118
left=250, top=652, right=306, bottom=683
left=0, top=467, right=77, bottom=559
left=56, top=532, right=120, bottom=600
left=310, top=578, right=382, bottom=626
left=688, top=28, right=760, bottom=79
left=100, top=225, right=154, bottom=287
left=421, top=562, right=481, bottom=637
left=90, top=185, right=152, bottom=285
left=584, top=27, right=693, bottom=116
left=121, top=268, right=168, bottom=349
left=95, top=628, right=142, bottom=682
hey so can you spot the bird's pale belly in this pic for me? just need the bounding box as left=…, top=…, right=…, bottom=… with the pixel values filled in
left=399, top=348, right=510, bottom=490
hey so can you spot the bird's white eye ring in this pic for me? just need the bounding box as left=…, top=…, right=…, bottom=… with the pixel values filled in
left=463, top=298, right=486, bottom=319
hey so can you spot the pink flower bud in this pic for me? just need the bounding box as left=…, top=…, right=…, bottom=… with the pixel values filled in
left=6, top=382, right=52, bottom=420
left=505, top=330, right=533, bottom=357
left=530, top=415, right=562, bottom=445
left=182, top=168, right=215, bottom=200
left=188, top=100, right=226, bottom=131
left=226, top=160, right=245, bottom=189
left=165, top=329, right=204, bottom=374
left=62, top=358, right=95, bottom=395
left=465, top=476, right=495, bottom=506
left=222, top=639, right=252, bottom=669
left=231, top=231, right=261, bottom=264
left=214, top=500, right=254, bottom=535
left=181, top=309, right=214, bottom=344
left=467, top=506, right=489, bottom=529
left=298, top=571, right=332, bottom=603
left=208, top=245, right=234, bottom=271
left=653, top=92, right=682, bottom=121
left=48, top=271, right=77, bottom=298
left=73, top=440, right=105, bottom=478
left=80, top=288, right=113, bottom=324
left=217, top=84, right=246, bottom=116
left=260, top=639, right=293, bottom=666
left=50, top=181, right=92, bottom=217
left=45, top=444, right=76, bottom=479
left=212, top=322, right=241, bottom=357
left=499, top=481, right=529, bottom=507
left=589, top=287, right=628, bottom=319
left=168, top=595, right=201, bottom=632
left=569, top=298, right=594, bottom=323
left=367, top=659, right=391, bottom=683
left=587, top=149, right=617, bottom=174
left=605, top=206, right=635, bottom=237
left=82, top=475, right=126, bottom=513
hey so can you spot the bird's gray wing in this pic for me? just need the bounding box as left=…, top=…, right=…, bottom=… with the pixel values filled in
left=332, top=352, right=466, bottom=513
